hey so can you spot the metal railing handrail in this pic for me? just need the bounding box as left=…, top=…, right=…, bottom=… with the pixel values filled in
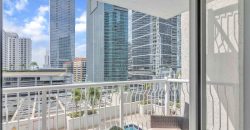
left=3, top=78, right=189, bottom=94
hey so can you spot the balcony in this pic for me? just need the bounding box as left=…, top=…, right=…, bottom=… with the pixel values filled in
left=2, top=78, right=189, bottom=130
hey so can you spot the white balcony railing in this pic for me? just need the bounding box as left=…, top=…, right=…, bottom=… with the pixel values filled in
left=2, top=78, right=189, bottom=130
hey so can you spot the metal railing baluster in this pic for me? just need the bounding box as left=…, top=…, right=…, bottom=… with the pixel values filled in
left=28, top=92, right=31, bottom=130
left=64, top=89, right=67, bottom=130
left=48, top=90, right=51, bottom=130
left=17, top=92, right=20, bottom=130
left=42, top=90, right=47, bottom=130
left=79, top=88, right=82, bottom=130
left=120, top=85, right=124, bottom=128
left=56, top=89, right=59, bottom=130
left=38, top=91, right=41, bottom=130
left=209, top=85, right=214, bottom=129
left=104, top=87, right=107, bottom=130
left=5, top=94, right=8, bottom=130
left=98, top=87, right=102, bottom=130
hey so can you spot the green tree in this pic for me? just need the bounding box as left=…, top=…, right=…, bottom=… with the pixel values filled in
left=30, top=62, right=38, bottom=70
left=71, top=88, right=85, bottom=114
left=87, top=87, right=101, bottom=114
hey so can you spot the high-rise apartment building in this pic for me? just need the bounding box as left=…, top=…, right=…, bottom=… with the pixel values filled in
left=128, top=11, right=181, bottom=80
left=2, top=31, right=32, bottom=71
left=73, top=57, right=87, bottom=83
left=87, top=1, right=128, bottom=82
left=50, top=0, right=75, bottom=68
left=62, top=57, right=87, bottom=83
left=43, top=49, right=50, bottom=68
left=63, top=61, right=73, bottom=73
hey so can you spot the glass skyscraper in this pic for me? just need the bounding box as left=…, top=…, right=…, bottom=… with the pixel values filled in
left=50, top=0, right=75, bottom=68
left=128, top=11, right=181, bottom=80
left=87, top=1, right=128, bottom=82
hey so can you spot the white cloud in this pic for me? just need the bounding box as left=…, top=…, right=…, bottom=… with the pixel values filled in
left=3, top=5, right=49, bottom=66
left=38, top=6, right=49, bottom=15
left=4, top=0, right=29, bottom=16
left=4, top=8, right=14, bottom=16
left=4, top=0, right=15, bottom=16
left=75, top=23, right=86, bottom=32
left=22, top=6, right=49, bottom=42
left=15, top=0, right=28, bottom=11
left=76, top=12, right=86, bottom=23
left=32, top=47, right=46, bottom=67
left=4, top=5, right=49, bottom=43
left=75, top=44, right=86, bottom=57
left=75, top=12, right=86, bottom=32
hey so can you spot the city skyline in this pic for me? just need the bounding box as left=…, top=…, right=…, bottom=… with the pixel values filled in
left=3, top=0, right=87, bottom=67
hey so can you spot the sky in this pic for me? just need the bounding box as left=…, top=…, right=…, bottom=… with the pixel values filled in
left=3, top=0, right=87, bottom=67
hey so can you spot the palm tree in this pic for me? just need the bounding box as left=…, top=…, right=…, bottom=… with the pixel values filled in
left=71, top=88, right=85, bottom=117
left=72, top=88, right=84, bottom=111
left=30, top=62, right=38, bottom=70
left=87, top=87, right=101, bottom=114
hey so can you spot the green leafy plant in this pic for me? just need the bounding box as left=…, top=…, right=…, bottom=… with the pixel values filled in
left=68, top=111, right=84, bottom=118
left=176, top=103, right=181, bottom=109
left=124, top=85, right=129, bottom=92
left=87, top=87, right=101, bottom=114
left=169, top=101, right=181, bottom=109
left=87, top=109, right=97, bottom=115
left=140, top=100, right=151, bottom=105
left=71, top=88, right=85, bottom=115
left=109, top=126, right=123, bottom=130
left=68, top=109, right=98, bottom=118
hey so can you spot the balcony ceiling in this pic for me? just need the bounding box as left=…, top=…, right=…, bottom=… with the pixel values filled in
left=97, top=0, right=189, bottom=19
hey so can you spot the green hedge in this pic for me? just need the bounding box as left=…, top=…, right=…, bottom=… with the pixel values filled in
left=109, top=126, right=123, bottom=130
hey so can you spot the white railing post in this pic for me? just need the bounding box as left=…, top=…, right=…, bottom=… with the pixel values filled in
left=35, top=77, right=37, bottom=86
left=17, top=77, right=20, bottom=87
left=42, top=90, right=47, bottom=130
left=164, top=78, right=170, bottom=115
left=120, top=85, right=124, bottom=128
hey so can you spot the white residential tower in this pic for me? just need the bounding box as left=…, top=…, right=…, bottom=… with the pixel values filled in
left=2, top=31, right=32, bottom=70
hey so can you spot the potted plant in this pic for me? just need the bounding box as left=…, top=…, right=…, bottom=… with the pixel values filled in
left=84, top=87, right=101, bottom=128
left=67, top=88, right=85, bottom=130
left=67, top=87, right=101, bottom=130
left=87, top=87, right=101, bottom=114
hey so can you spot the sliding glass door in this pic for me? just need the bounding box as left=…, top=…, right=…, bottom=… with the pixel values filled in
left=205, top=0, right=243, bottom=129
